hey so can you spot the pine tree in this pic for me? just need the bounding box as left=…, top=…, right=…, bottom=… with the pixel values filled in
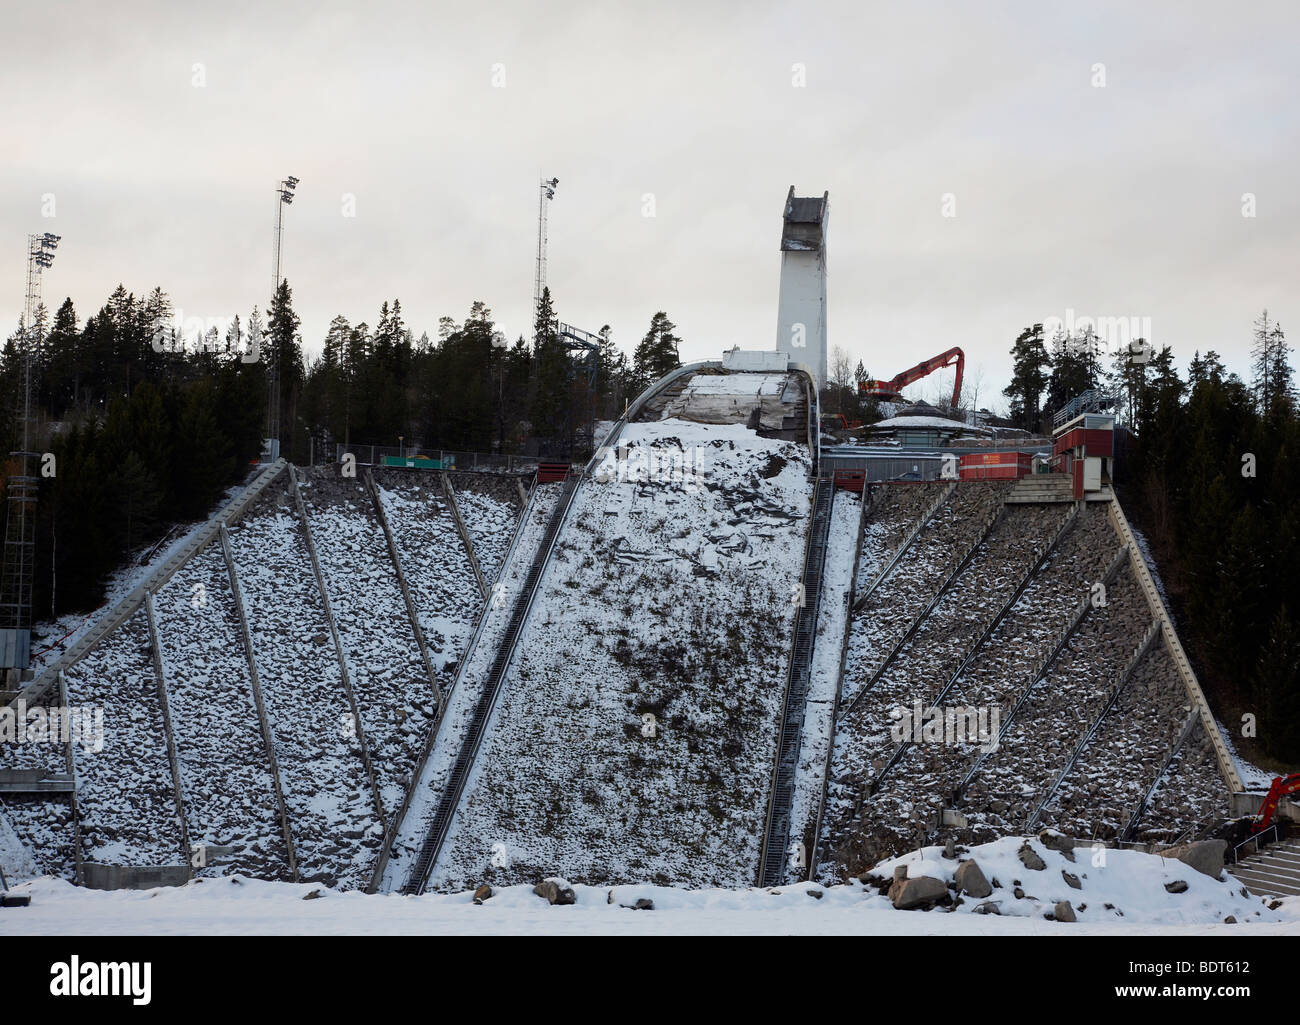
left=1002, top=324, right=1050, bottom=432
left=633, top=312, right=681, bottom=392
left=596, top=324, right=631, bottom=420
left=530, top=288, right=574, bottom=455
left=266, top=280, right=305, bottom=459
left=1257, top=606, right=1300, bottom=760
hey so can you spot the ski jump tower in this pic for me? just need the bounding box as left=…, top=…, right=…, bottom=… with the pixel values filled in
left=775, top=187, right=829, bottom=391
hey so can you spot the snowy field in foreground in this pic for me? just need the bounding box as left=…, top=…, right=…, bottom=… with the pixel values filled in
left=4, top=837, right=1295, bottom=936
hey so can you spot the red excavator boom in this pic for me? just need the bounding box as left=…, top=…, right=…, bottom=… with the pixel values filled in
left=858, top=346, right=965, bottom=409
left=1251, top=772, right=1300, bottom=834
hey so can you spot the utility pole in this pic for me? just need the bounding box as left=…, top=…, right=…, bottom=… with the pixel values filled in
left=0, top=232, right=59, bottom=678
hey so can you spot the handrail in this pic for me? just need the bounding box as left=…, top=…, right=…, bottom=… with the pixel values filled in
left=1231, top=823, right=1279, bottom=865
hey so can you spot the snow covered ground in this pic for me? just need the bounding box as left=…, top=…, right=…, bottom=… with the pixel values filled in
left=447, top=472, right=524, bottom=585
left=226, top=484, right=380, bottom=889
left=380, top=482, right=564, bottom=891
left=153, top=546, right=288, bottom=879
left=63, top=612, right=184, bottom=868
left=4, top=835, right=1293, bottom=936
left=371, top=472, right=482, bottom=685
left=430, top=418, right=811, bottom=891
left=785, top=488, right=860, bottom=874
left=296, top=470, right=436, bottom=820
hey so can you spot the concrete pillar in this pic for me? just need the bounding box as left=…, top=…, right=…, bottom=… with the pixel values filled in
left=775, top=187, right=829, bottom=391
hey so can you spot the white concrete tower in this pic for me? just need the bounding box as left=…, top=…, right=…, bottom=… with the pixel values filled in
left=775, top=186, right=828, bottom=391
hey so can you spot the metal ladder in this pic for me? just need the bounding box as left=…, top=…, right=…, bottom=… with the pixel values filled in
left=757, top=475, right=834, bottom=887
left=401, top=472, right=581, bottom=894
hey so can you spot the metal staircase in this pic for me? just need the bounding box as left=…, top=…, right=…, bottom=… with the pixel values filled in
left=1229, top=837, right=1300, bottom=897
left=401, top=471, right=581, bottom=894
left=757, top=475, right=834, bottom=887
left=12, top=459, right=288, bottom=709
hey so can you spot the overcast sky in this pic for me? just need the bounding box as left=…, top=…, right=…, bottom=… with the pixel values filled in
left=4, top=1, right=1297, bottom=408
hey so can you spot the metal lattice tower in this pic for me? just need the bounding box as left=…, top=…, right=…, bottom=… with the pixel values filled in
left=0, top=232, right=59, bottom=671
left=533, top=177, right=558, bottom=325
left=267, top=175, right=298, bottom=461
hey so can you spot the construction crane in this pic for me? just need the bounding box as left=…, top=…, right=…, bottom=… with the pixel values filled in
left=858, top=346, right=965, bottom=409
left=1251, top=773, right=1300, bottom=834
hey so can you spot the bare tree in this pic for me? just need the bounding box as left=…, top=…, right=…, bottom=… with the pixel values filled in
left=830, top=345, right=854, bottom=413
left=964, top=363, right=985, bottom=425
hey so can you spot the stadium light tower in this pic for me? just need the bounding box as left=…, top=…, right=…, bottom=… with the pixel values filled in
left=267, top=175, right=298, bottom=461
left=273, top=175, right=298, bottom=295
left=533, top=176, right=559, bottom=326
left=0, top=233, right=60, bottom=677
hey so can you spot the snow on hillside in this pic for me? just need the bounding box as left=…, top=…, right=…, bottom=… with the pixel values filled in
left=153, top=546, right=289, bottom=879
left=4, top=834, right=1292, bottom=936
left=380, top=482, right=564, bottom=891
left=297, top=472, right=436, bottom=819
left=446, top=473, right=525, bottom=584
left=227, top=490, right=380, bottom=889
left=430, top=419, right=812, bottom=890
left=64, top=612, right=185, bottom=868
left=372, top=474, right=481, bottom=683
left=786, top=489, right=860, bottom=870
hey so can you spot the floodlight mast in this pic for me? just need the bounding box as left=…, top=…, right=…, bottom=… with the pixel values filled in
left=267, top=176, right=298, bottom=460
left=533, top=176, right=559, bottom=331
left=0, top=233, right=60, bottom=672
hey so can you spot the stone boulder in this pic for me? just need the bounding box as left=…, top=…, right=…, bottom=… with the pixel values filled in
left=890, top=874, right=949, bottom=910
left=1053, top=900, right=1077, bottom=923
left=533, top=878, right=576, bottom=905
left=1038, top=829, right=1076, bottom=862
left=1018, top=842, right=1046, bottom=871
left=954, top=859, right=992, bottom=899
left=1160, top=840, right=1226, bottom=880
